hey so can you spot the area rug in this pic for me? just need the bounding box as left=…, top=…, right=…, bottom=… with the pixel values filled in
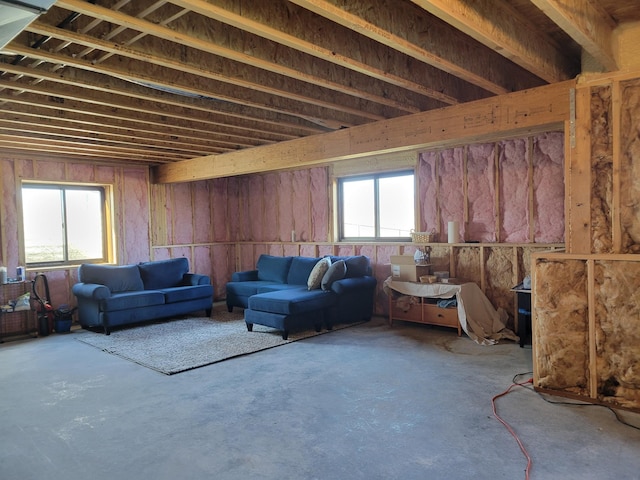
left=76, top=306, right=360, bottom=375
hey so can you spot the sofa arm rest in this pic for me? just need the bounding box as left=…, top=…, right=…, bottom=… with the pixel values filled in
left=330, top=276, right=377, bottom=294
left=72, top=282, right=111, bottom=300
left=231, top=270, right=259, bottom=282
left=182, top=273, right=211, bottom=286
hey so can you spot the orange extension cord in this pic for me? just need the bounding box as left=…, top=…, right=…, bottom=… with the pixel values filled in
left=492, top=378, right=534, bottom=480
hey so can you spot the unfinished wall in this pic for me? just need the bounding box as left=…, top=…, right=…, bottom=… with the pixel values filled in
left=417, top=132, right=564, bottom=244
left=620, top=78, right=640, bottom=253
left=534, top=69, right=640, bottom=412
left=534, top=258, right=589, bottom=396
left=0, top=158, right=150, bottom=310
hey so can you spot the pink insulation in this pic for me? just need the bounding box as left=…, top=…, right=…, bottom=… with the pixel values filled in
left=123, top=168, right=151, bottom=263
left=1, top=160, right=20, bottom=271
left=226, top=177, right=240, bottom=242
left=417, top=151, right=439, bottom=233
left=310, top=167, right=329, bottom=242
left=211, top=244, right=234, bottom=298
left=277, top=171, right=294, bottom=242
left=438, top=147, right=465, bottom=241
left=248, top=175, right=264, bottom=242
left=292, top=170, right=309, bottom=242
left=499, top=138, right=530, bottom=242
left=299, top=244, right=316, bottom=257
left=193, top=182, right=212, bottom=244
left=263, top=173, right=279, bottom=241
left=172, top=183, right=194, bottom=245
left=533, top=132, right=565, bottom=243
left=211, top=178, right=230, bottom=242
left=467, top=143, right=496, bottom=242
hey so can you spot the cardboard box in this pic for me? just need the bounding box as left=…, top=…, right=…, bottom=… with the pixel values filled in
left=390, top=255, right=431, bottom=282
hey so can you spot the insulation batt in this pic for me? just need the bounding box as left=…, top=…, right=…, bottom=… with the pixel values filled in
left=595, top=261, right=640, bottom=408
left=591, top=85, right=613, bottom=253
left=467, top=143, right=496, bottom=242
left=534, top=259, right=589, bottom=395
left=438, top=148, right=465, bottom=241
left=620, top=79, right=640, bottom=253
left=533, top=132, right=565, bottom=242
left=499, top=139, right=530, bottom=242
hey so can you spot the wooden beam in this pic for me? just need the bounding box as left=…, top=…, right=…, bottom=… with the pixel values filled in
left=0, top=75, right=272, bottom=148
left=52, top=0, right=423, bottom=120
left=531, top=0, right=617, bottom=71
left=567, top=85, right=593, bottom=254
left=172, top=0, right=461, bottom=106
left=411, top=0, right=575, bottom=83
left=9, top=38, right=329, bottom=135
left=153, top=80, right=574, bottom=183
left=291, top=0, right=545, bottom=95
left=0, top=61, right=302, bottom=142
left=0, top=105, right=234, bottom=152
left=19, top=24, right=376, bottom=129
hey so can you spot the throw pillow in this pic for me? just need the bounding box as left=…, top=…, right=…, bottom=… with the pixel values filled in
left=321, top=260, right=346, bottom=291
left=307, top=257, right=331, bottom=290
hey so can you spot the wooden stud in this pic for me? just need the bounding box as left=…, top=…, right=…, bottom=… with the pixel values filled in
left=528, top=136, right=535, bottom=242
left=611, top=80, right=622, bottom=253
left=494, top=143, right=501, bottom=243
left=587, top=258, right=597, bottom=399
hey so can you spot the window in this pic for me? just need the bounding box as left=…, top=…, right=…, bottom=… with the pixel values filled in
left=22, top=183, right=111, bottom=266
left=338, top=171, right=415, bottom=241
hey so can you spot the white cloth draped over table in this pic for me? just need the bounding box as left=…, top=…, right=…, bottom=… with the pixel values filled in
left=383, top=277, right=518, bottom=345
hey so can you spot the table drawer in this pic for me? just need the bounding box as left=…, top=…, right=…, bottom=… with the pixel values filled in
left=423, top=304, right=458, bottom=328
left=390, top=301, right=422, bottom=323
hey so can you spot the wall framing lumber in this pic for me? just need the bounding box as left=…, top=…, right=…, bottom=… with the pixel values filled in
left=154, top=80, right=574, bottom=184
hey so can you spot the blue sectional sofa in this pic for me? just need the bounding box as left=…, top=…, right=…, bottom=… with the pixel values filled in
left=226, top=254, right=377, bottom=339
left=72, top=258, right=213, bottom=334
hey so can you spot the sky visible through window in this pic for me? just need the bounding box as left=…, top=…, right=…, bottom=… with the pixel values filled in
left=342, top=173, right=414, bottom=238
left=22, top=186, right=104, bottom=264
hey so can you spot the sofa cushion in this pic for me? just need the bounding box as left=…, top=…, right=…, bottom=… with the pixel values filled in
left=257, top=284, right=306, bottom=294
left=257, top=255, right=293, bottom=283
left=287, top=256, right=320, bottom=285
left=99, top=290, right=165, bottom=312
left=307, top=257, right=331, bottom=290
left=321, top=260, right=346, bottom=291
left=138, top=258, right=189, bottom=290
left=160, top=284, right=213, bottom=303
left=248, top=289, right=336, bottom=315
left=344, top=255, right=370, bottom=278
left=79, top=264, right=144, bottom=293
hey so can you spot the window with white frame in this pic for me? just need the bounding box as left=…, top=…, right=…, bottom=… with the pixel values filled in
left=338, top=171, right=415, bottom=241
left=21, top=183, right=111, bottom=266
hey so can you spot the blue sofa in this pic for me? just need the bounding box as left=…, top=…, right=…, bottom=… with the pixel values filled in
left=72, top=258, right=213, bottom=334
left=226, top=255, right=377, bottom=339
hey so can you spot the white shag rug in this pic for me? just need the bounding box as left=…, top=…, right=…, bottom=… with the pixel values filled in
left=76, top=307, right=359, bottom=375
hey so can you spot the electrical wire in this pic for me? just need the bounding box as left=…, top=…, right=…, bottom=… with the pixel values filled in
left=512, top=371, right=640, bottom=431
left=492, top=377, right=534, bottom=480
left=494, top=372, right=640, bottom=480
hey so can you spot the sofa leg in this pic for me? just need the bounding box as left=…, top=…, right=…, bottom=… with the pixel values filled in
left=326, top=323, right=333, bottom=331
left=205, top=308, right=212, bottom=317
left=227, top=305, right=233, bottom=313
left=314, top=324, right=322, bottom=333
left=246, top=323, right=253, bottom=332
left=282, top=330, right=289, bottom=340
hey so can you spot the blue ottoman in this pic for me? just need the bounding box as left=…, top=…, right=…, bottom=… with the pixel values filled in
left=245, top=288, right=336, bottom=339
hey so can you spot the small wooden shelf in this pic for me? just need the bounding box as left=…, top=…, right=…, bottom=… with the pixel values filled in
left=388, top=295, right=461, bottom=336
left=1, top=282, right=37, bottom=342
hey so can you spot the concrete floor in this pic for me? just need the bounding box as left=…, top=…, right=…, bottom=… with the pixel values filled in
left=1, top=316, right=639, bottom=480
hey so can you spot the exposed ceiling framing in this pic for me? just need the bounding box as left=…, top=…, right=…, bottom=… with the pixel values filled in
left=0, top=0, right=636, bottom=169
